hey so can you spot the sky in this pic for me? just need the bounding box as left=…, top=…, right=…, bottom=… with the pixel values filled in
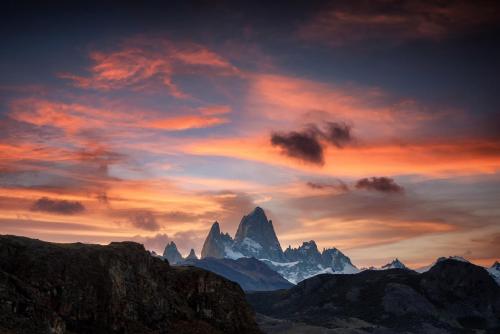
left=1, top=0, right=499, bottom=268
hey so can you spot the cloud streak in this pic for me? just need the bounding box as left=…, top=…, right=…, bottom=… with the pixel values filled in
left=355, top=177, right=404, bottom=193
left=299, top=0, right=500, bottom=46
left=31, top=197, right=85, bottom=215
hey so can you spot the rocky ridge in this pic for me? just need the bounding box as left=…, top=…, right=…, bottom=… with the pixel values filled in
left=0, top=235, right=261, bottom=334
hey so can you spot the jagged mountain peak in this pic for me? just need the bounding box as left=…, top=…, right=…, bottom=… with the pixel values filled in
left=209, top=221, right=221, bottom=234
left=201, top=221, right=234, bottom=259
left=186, top=248, right=198, bottom=260
left=234, top=207, right=284, bottom=261
left=381, top=258, right=407, bottom=269
left=163, top=241, right=183, bottom=264
left=199, top=207, right=358, bottom=283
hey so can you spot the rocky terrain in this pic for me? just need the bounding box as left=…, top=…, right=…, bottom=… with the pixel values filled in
left=0, top=235, right=261, bottom=334
left=247, top=259, right=500, bottom=333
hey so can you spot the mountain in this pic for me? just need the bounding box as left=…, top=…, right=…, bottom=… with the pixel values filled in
left=0, top=235, right=261, bottom=334
left=186, top=248, right=198, bottom=260
left=181, top=257, right=293, bottom=291
left=416, top=255, right=470, bottom=273
left=248, top=259, right=500, bottom=333
left=162, top=241, right=183, bottom=264
left=233, top=207, right=284, bottom=262
left=199, top=207, right=358, bottom=284
left=380, top=258, right=408, bottom=270
left=488, top=261, right=500, bottom=285
left=201, top=221, right=236, bottom=259
left=264, top=241, right=359, bottom=283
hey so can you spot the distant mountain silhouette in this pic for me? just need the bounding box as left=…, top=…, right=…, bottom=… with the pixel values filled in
left=162, top=241, right=183, bottom=264
left=182, top=257, right=293, bottom=291
left=248, top=259, right=500, bottom=333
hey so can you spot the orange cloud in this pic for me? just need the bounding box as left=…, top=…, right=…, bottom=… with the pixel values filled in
left=60, top=37, right=239, bottom=97
left=8, top=98, right=231, bottom=134
left=182, top=135, right=500, bottom=177
left=144, top=115, right=228, bottom=131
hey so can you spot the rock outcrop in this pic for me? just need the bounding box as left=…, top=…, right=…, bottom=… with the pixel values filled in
left=233, top=207, right=284, bottom=262
left=186, top=248, right=198, bottom=260
left=0, top=235, right=261, bottom=334
left=201, top=221, right=234, bottom=259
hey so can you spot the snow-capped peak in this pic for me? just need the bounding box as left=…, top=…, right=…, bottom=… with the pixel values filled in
left=381, top=258, right=407, bottom=270
left=487, top=261, right=500, bottom=285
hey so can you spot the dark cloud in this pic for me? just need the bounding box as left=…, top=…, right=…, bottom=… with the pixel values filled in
left=128, top=211, right=160, bottom=231
left=271, top=128, right=324, bottom=164
left=31, top=197, right=85, bottom=215
left=307, top=180, right=349, bottom=192
left=299, top=0, right=500, bottom=46
left=271, top=121, right=353, bottom=165
left=355, top=177, right=404, bottom=193
left=321, top=122, right=352, bottom=148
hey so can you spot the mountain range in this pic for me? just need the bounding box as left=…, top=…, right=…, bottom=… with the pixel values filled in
left=249, top=259, right=500, bottom=333
left=199, top=207, right=358, bottom=284
left=2, top=234, right=498, bottom=334
left=164, top=206, right=500, bottom=288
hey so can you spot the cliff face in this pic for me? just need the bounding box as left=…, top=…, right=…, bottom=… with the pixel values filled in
left=234, top=207, right=284, bottom=262
left=0, top=235, right=261, bottom=334
left=201, top=222, right=233, bottom=259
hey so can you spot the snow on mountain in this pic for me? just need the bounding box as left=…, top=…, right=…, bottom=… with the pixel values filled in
left=487, top=261, right=500, bottom=285
left=416, top=256, right=470, bottom=273
left=198, top=207, right=359, bottom=284
left=233, top=207, right=284, bottom=261
left=380, top=258, right=407, bottom=270
left=224, top=246, right=245, bottom=260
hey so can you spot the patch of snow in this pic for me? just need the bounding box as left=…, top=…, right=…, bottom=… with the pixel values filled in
left=417, top=256, right=470, bottom=273
left=224, top=246, right=245, bottom=260
left=487, top=266, right=500, bottom=285
left=337, top=263, right=360, bottom=274
left=259, top=259, right=299, bottom=268
left=241, top=237, right=262, bottom=251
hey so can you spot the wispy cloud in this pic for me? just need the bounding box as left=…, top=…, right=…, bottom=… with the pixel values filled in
left=298, top=0, right=500, bottom=46
left=60, top=37, right=239, bottom=98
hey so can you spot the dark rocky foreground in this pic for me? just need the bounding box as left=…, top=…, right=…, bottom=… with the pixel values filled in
left=248, top=260, right=500, bottom=334
left=0, top=235, right=261, bottom=334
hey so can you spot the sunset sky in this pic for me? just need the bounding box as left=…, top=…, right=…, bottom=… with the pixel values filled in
left=1, top=1, right=499, bottom=268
